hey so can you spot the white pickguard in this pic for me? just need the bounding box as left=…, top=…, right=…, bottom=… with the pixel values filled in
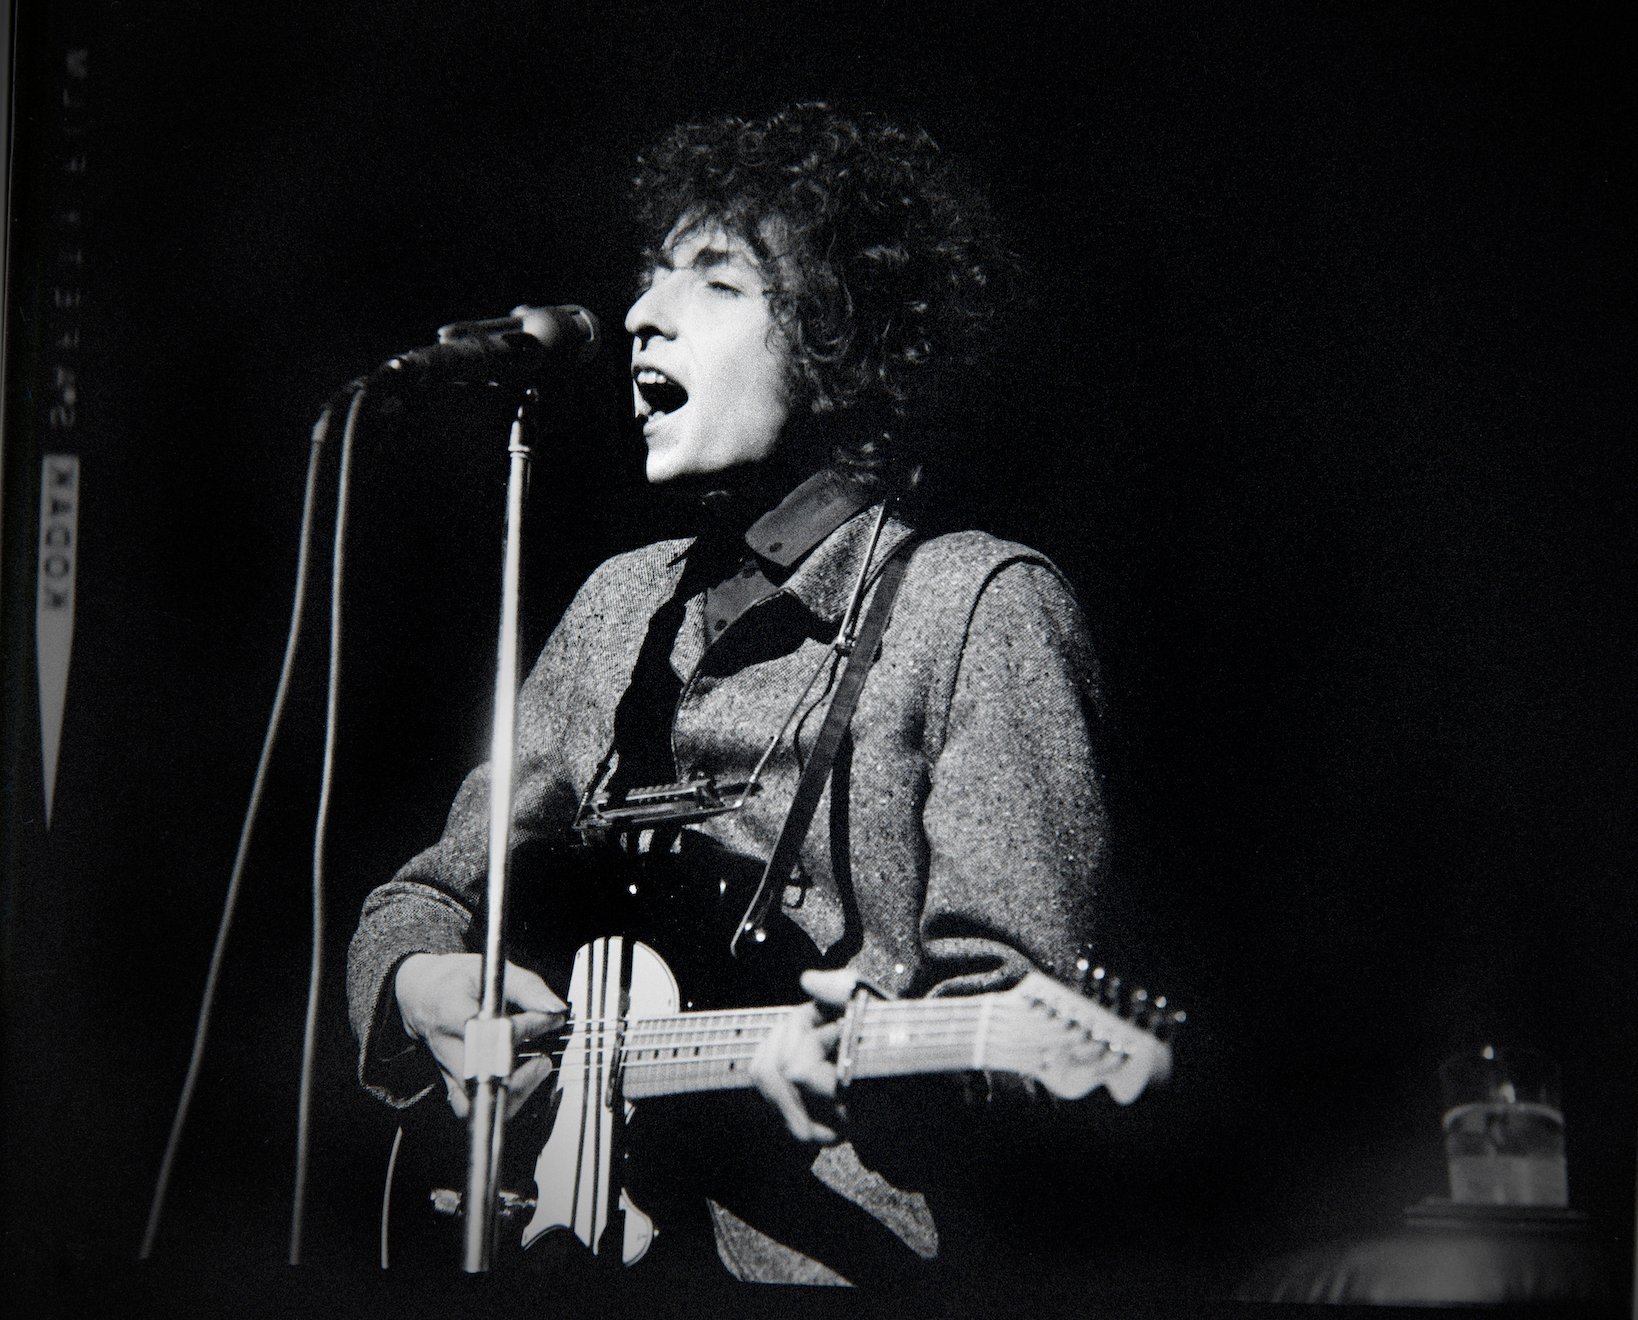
left=519, top=937, right=678, bottom=1263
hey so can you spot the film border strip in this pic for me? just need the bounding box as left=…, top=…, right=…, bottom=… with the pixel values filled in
left=35, top=44, right=91, bottom=828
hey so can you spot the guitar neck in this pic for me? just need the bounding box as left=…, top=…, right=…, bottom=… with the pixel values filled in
left=610, top=997, right=1041, bottom=1101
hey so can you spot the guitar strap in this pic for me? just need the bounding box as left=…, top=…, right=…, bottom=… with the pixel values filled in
left=730, top=535, right=920, bottom=957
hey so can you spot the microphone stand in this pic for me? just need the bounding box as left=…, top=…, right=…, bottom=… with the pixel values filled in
left=461, top=387, right=538, bottom=1272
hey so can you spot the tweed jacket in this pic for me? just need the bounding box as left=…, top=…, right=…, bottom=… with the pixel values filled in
left=346, top=503, right=1107, bottom=1284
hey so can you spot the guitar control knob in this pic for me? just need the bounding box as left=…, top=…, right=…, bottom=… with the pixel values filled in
left=498, top=1189, right=537, bottom=1219
left=428, top=1187, right=536, bottom=1219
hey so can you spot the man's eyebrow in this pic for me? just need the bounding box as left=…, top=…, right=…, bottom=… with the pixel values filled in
left=652, top=244, right=753, bottom=273
left=691, top=245, right=744, bottom=270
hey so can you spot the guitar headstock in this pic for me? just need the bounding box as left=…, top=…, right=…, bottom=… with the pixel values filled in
left=1003, top=961, right=1181, bottom=1104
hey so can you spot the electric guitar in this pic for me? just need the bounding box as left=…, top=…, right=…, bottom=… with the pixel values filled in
left=393, top=933, right=1177, bottom=1268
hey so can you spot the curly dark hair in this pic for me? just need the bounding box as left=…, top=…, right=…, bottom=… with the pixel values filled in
left=631, top=102, right=1020, bottom=484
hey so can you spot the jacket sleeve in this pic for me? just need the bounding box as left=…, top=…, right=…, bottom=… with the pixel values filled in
left=344, top=582, right=602, bottom=1107
left=840, top=552, right=1107, bottom=1189
left=917, top=556, right=1105, bottom=997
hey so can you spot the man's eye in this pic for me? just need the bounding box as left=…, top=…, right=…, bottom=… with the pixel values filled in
left=706, top=281, right=740, bottom=294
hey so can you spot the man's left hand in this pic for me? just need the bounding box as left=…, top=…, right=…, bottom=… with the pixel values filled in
left=748, top=967, right=862, bottom=1144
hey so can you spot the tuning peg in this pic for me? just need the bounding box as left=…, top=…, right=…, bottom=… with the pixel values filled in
left=1134, top=992, right=1161, bottom=1030
left=1127, top=989, right=1186, bottom=1039
left=1078, top=950, right=1182, bottom=1039
left=1151, top=1001, right=1186, bottom=1042
left=1076, top=951, right=1126, bottom=1011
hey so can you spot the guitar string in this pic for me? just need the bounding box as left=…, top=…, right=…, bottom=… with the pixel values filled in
left=531, top=1024, right=1128, bottom=1082
left=529, top=1027, right=1060, bottom=1066
left=575, top=991, right=1135, bottom=1017
left=537, top=1008, right=1090, bottom=1049
left=522, top=1005, right=1134, bottom=1056
left=608, top=1043, right=1114, bottom=1070
left=608, top=1042, right=1121, bottom=1065
left=607, top=1050, right=1125, bottom=1090
left=507, top=991, right=1143, bottom=1085
left=531, top=1051, right=1132, bottom=1094
left=528, top=994, right=1157, bottom=1042
left=608, top=1046, right=1089, bottom=1078
left=538, top=1022, right=1136, bottom=1062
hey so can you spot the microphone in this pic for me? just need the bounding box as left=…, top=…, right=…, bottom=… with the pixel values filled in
left=373, top=304, right=601, bottom=386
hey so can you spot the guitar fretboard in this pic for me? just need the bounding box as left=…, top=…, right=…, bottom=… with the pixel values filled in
left=552, top=997, right=1125, bottom=1101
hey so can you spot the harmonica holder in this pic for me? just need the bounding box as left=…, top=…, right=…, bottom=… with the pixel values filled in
left=574, top=776, right=761, bottom=839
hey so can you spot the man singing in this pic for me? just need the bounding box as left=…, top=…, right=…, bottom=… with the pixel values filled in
left=348, top=102, right=1111, bottom=1288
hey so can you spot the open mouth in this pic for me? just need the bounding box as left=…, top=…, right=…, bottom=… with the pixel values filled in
left=634, top=368, right=689, bottom=419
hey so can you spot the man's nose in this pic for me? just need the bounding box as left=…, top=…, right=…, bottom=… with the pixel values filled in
left=624, top=275, right=676, bottom=342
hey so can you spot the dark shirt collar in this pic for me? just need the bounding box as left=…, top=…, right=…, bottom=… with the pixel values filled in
left=776, top=499, right=917, bottom=625
left=743, top=466, right=879, bottom=570
left=678, top=464, right=913, bottom=634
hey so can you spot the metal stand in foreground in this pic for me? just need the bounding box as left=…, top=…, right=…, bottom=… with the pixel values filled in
left=462, top=389, right=538, bottom=1273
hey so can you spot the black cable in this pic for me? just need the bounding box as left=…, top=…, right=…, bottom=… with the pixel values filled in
left=380, top=1124, right=404, bottom=1269
left=139, top=398, right=341, bottom=1261
left=289, top=385, right=367, bottom=1264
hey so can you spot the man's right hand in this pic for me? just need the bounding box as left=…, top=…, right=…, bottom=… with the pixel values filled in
left=394, top=952, right=566, bottom=1119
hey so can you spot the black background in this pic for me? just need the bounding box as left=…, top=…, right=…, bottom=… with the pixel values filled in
left=3, top=2, right=1634, bottom=1315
